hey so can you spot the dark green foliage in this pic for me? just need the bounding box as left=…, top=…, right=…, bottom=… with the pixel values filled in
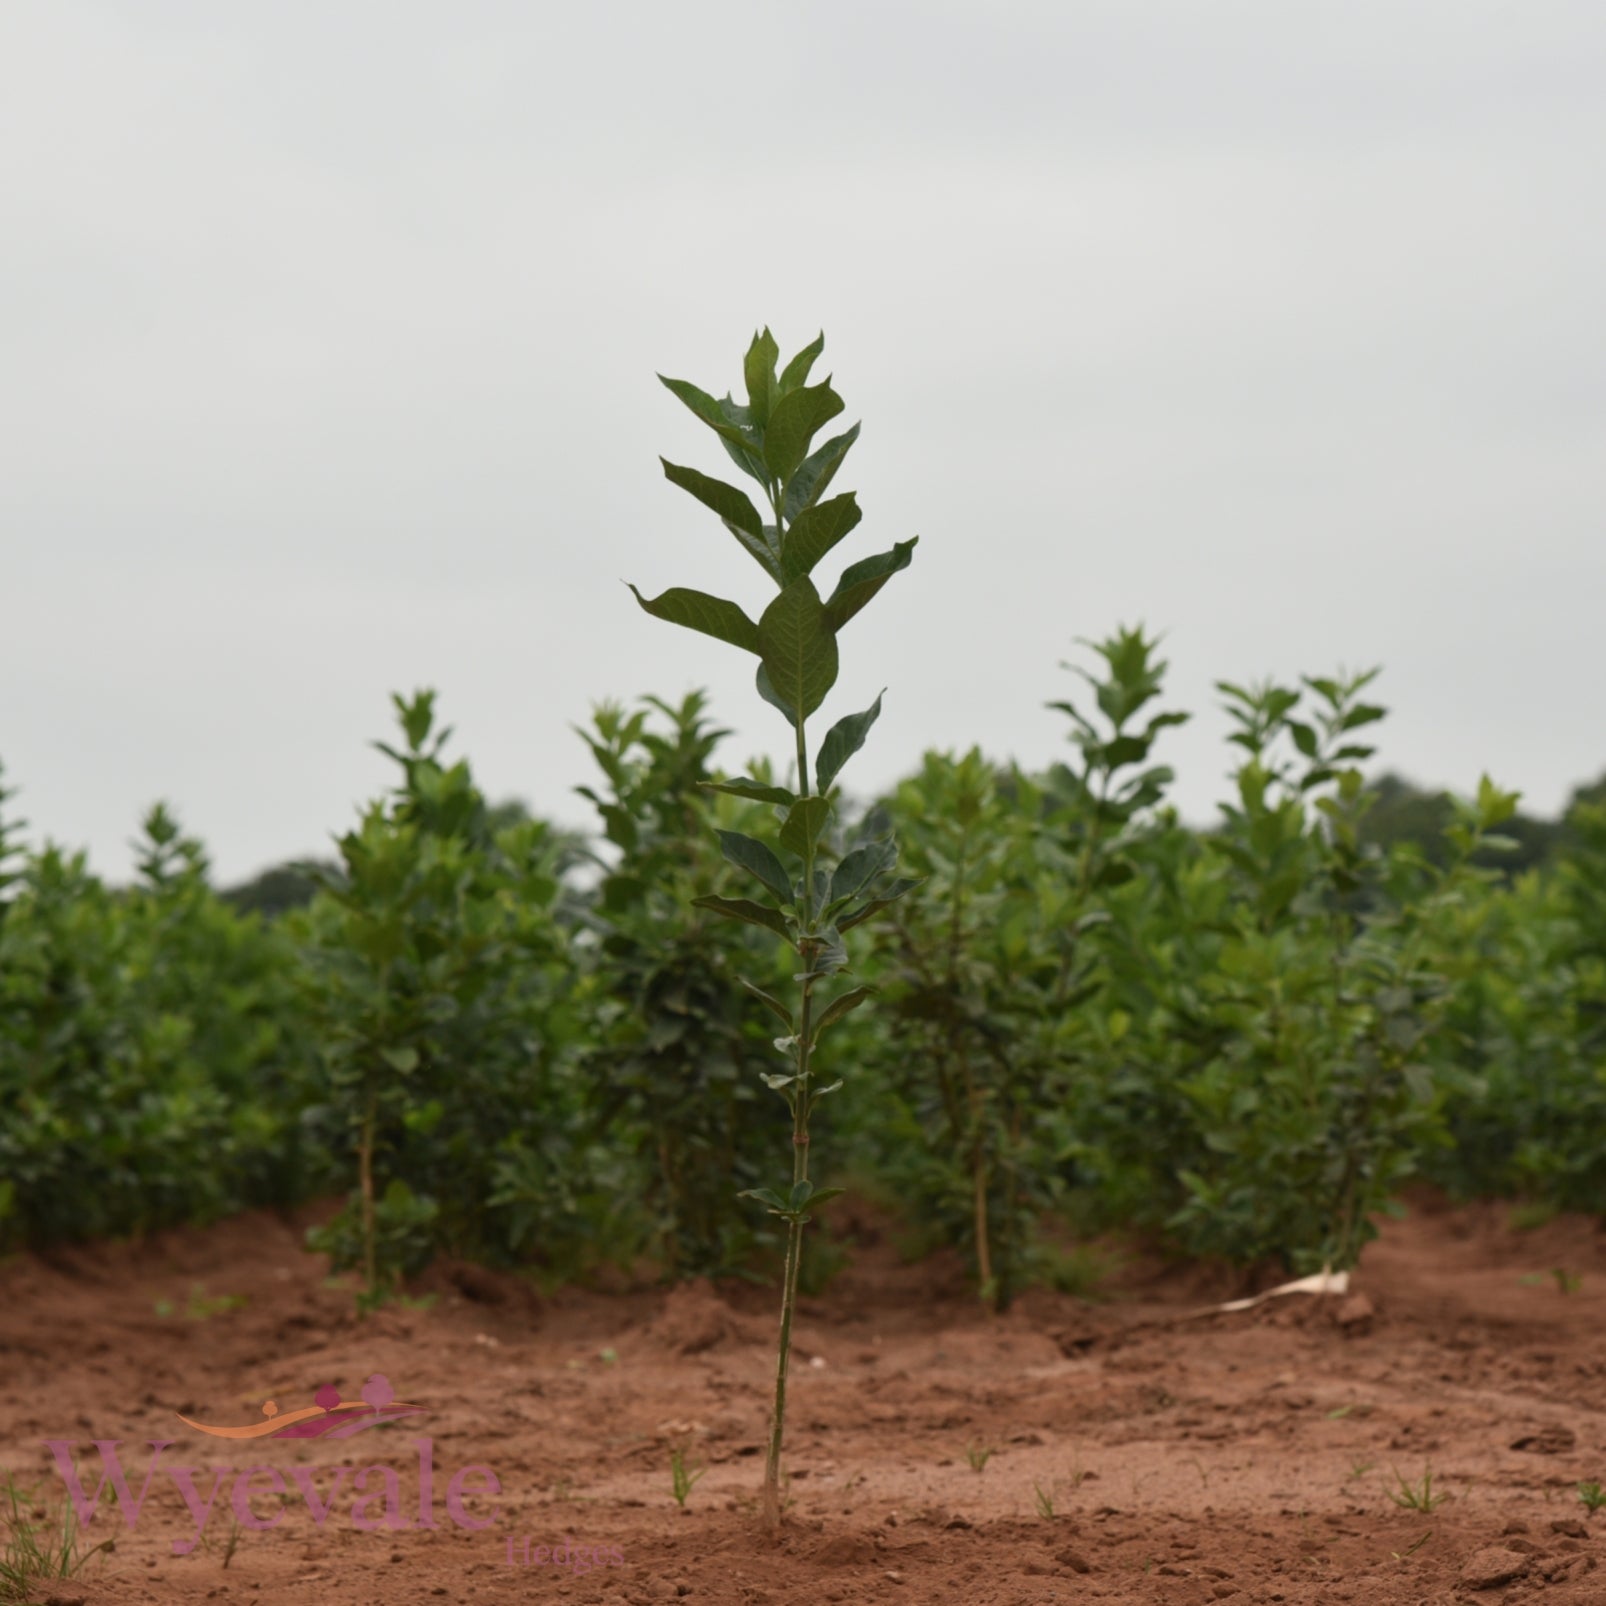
left=1360, top=771, right=1572, bottom=881
left=3, top=563, right=1604, bottom=1312
left=854, top=751, right=1060, bottom=1310
left=851, top=629, right=1191, bottom=1305
left=295, top=691, right=592, bottom=1300
left=1426, top=791, right=1606, bottom=1211
left=0, top=797, right=314, bottom=1250
left=568, top=692, right=797, bottom=1278
left=220, top=859, right=336, bottom=920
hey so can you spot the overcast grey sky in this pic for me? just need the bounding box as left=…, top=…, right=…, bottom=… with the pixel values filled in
left=4, top=1, right=1602, bottom=885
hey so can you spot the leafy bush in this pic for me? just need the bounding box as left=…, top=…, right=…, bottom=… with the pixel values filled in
left=0, top=783, right=314, bottom=1249
left=296, top=691, right=593, bottom=1300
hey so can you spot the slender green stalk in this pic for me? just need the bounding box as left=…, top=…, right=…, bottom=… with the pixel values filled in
left=763, top=932, right=815, bottom=1530
left=359, top=1083, right=378, bottom=1296
left=760, top=484, right=814, bottom=1531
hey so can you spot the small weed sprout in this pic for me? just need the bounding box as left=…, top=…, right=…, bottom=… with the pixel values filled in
left=1553, top=1268, right=1582, bottom=1295
left=1, top=1478, right=111, bottom=1600
left=1387, top=1466, right=1448, bottom=1512
left=1347, top=1459, right=1376, bottom=1481
left=964, top=1440, right=995, bottom=1474
left=185, top=1284, right=247, bottom=1320
left=1032, top=1480, right=1056, bottom=1520
left=1390, top=1532, right=1433, bottom=1561
left=670, top=1448, right=706, bottom=1509
left=1577, top=1481, right=1606, bottom=1513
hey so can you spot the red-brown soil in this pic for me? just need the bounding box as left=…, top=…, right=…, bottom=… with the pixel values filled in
left=3, top=1192, right=1605, bottom=1604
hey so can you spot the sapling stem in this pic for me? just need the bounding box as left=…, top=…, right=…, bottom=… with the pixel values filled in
left=760, top=501, right=815, bottom=1530
left=359, top=1082, right=378, bottom=1296
left=764, top=928, right=815, bottom=1530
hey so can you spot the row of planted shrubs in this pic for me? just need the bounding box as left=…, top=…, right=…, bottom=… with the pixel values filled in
left=2, top=626, right=1603, bottom=1308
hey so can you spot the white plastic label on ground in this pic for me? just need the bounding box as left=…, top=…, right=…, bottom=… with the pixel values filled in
left=1185, top=1265, right=1349, bottom=1320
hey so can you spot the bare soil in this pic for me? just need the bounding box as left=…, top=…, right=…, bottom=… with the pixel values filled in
left=3, top=1191, right=1605, bottom=1604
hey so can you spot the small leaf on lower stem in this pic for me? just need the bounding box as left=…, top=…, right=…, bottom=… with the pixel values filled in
left=691, top=894, right=794, bottom=942
left=738, top=976, right=795, bottom=1028
left=811, top=984, right=876, bottom=1038
left=836, top=876, right=924, bottom=932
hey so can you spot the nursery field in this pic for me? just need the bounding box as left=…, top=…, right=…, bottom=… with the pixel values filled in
left=4, top=333, right=1605, bottom=1602
left=2, top=1192, right=1604, bottom=1605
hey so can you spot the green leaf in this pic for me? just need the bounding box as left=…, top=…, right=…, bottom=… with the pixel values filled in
left=788, top=1180, right=815, bottom=1210
left=837, top=875, right=923, bottom=931
left=755, top=662, right=799, bottom=724
left=699, top=776, right=798, bottom=806
left=798, top=925, right=849, bottom=978
left=659, top=375, right=764, bottom=472
left=778, top=332, right=824, bottom=396
left=1476, top=773, right=1520, bottom=828
left=716, top=829, right=795, bottom=903
left=739, top=976, right=795, bottom=1030
left=764, top=381, right=845, bottom=486
left=743, top=327, right=780, bottom=428
left=806, top=1186, right=846, bottom=1207
left=816, top=691, right=884, bottom=794
left=380, top=1046, right=420, bottom=1074
left=752, top=542, right=793, bottom=589
left=779, top=795, right=833, bottom=859
left=722, top=521, right=783, bottom=584
left=691, top=894, right=793, bottom=942
left=828, top=836, right=897, bottom=906
left=1338, top=704, right=1387, bottom=733
left=660, top=459, right=762, bottom=537
left=738, top=1187, right=788, bottom=1211
left=758, top=578, right=840, bottom=720
left=627, top=584, right=760, bottom=654
left=821, top=537, right=917, bottom=632
left=780, top=493, right=861, bottom=583
left=783, top=424, right=859, bottom=523
left=812, top=984, right=876, bottom=1039
left=717, top=434, right=770, bottom=487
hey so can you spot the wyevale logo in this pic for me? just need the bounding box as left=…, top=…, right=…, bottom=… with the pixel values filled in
left=44, top=1374, right=502, bottom=1555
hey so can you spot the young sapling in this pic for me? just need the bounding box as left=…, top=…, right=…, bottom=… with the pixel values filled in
left=630, top=327, right=921, bottom=1532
